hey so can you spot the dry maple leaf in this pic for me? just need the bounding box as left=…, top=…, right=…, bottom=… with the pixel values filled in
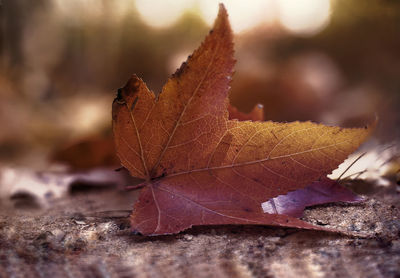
left=112, top=4, right=373, bottom=236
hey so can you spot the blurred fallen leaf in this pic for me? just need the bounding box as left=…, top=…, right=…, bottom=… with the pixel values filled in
left=0, top=167, right=133, bottom=208
left=52, top=136, right=119, bottom=170
left=329, top=143, right=400, bottom=186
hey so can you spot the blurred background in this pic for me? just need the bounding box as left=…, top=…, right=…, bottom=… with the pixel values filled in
left=1, top=0, right=400, bottom=168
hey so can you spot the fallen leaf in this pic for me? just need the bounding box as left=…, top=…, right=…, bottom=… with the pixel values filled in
left=0, top=167, right=131, bottom=208
left=112, top=4, right=373, bottom=235
left=52, top=136, right=119, bottom=170
left=329, top=143, right=400, bottom=186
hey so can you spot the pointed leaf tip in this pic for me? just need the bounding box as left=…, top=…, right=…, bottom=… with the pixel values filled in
left=213, top=3, right=232, bottom=35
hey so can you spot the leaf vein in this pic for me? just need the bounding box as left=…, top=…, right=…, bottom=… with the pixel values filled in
left=157, top=185, right=261, bottom=224
left=166, top=140, right=352, bottom=179
left=151, top=42, right=221, bottom=175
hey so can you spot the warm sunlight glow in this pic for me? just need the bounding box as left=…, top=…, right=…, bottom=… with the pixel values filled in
left=112, top=0, right=136, bottom=19
left=54, top=0, right=332, bottom=35
left=135, top=0, right=192, bottom=28
left=198, top=0, right=276, bottom=33
left=54, top=0, right=136, bottom=22
left=277, top=0, right=331, bottom=35
left=66, top=96, right=111, bottom=135
left=54, top=0, right=103, bottom=20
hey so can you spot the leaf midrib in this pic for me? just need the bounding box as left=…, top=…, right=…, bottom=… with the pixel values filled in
left=149, top=42, right=221, bottom=177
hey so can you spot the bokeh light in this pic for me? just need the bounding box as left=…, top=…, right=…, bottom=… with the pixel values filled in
left=53, top=0, right=332, bottom=35
left=277, top=0, right=331, bottom=35
left=198, top=0, right=277, bottom=33
left=132, top=0, right=331, bottom=35
left=54, top=0, right=136, bottom=23
left=135, top=0, right=193, bottom=28
left=54, top=0, right=104, bottom=21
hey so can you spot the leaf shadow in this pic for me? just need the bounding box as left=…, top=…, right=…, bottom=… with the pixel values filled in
left=119, top=224, right=340, bottom=244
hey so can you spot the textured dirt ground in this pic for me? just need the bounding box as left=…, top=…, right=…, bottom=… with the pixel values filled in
left=0, top=180, right=399, bottom=278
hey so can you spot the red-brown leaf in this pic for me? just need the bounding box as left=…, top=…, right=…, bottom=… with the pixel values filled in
left=112, top=4, right=373, bottom=235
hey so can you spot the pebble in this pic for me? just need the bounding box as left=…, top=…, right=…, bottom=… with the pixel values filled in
left=82, top=230, right=98, bottom=242
left=74, top=220, right=86, bottom=225
left=51, top=229, right=66, bottom=242
left=63, top=234, right=87, bottom=251
left=391, top=240, right=400, bottom=251
left=267, top=237, right=281, bottom=243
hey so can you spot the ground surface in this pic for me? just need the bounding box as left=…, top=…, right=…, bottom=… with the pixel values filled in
left=0, top=180, right=399, bottom=278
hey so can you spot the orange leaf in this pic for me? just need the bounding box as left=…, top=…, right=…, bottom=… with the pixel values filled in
left=112, top=4, right=373, bottom=235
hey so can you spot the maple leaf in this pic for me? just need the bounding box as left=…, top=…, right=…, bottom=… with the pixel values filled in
left=112, top=4, right=373, bottom=235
